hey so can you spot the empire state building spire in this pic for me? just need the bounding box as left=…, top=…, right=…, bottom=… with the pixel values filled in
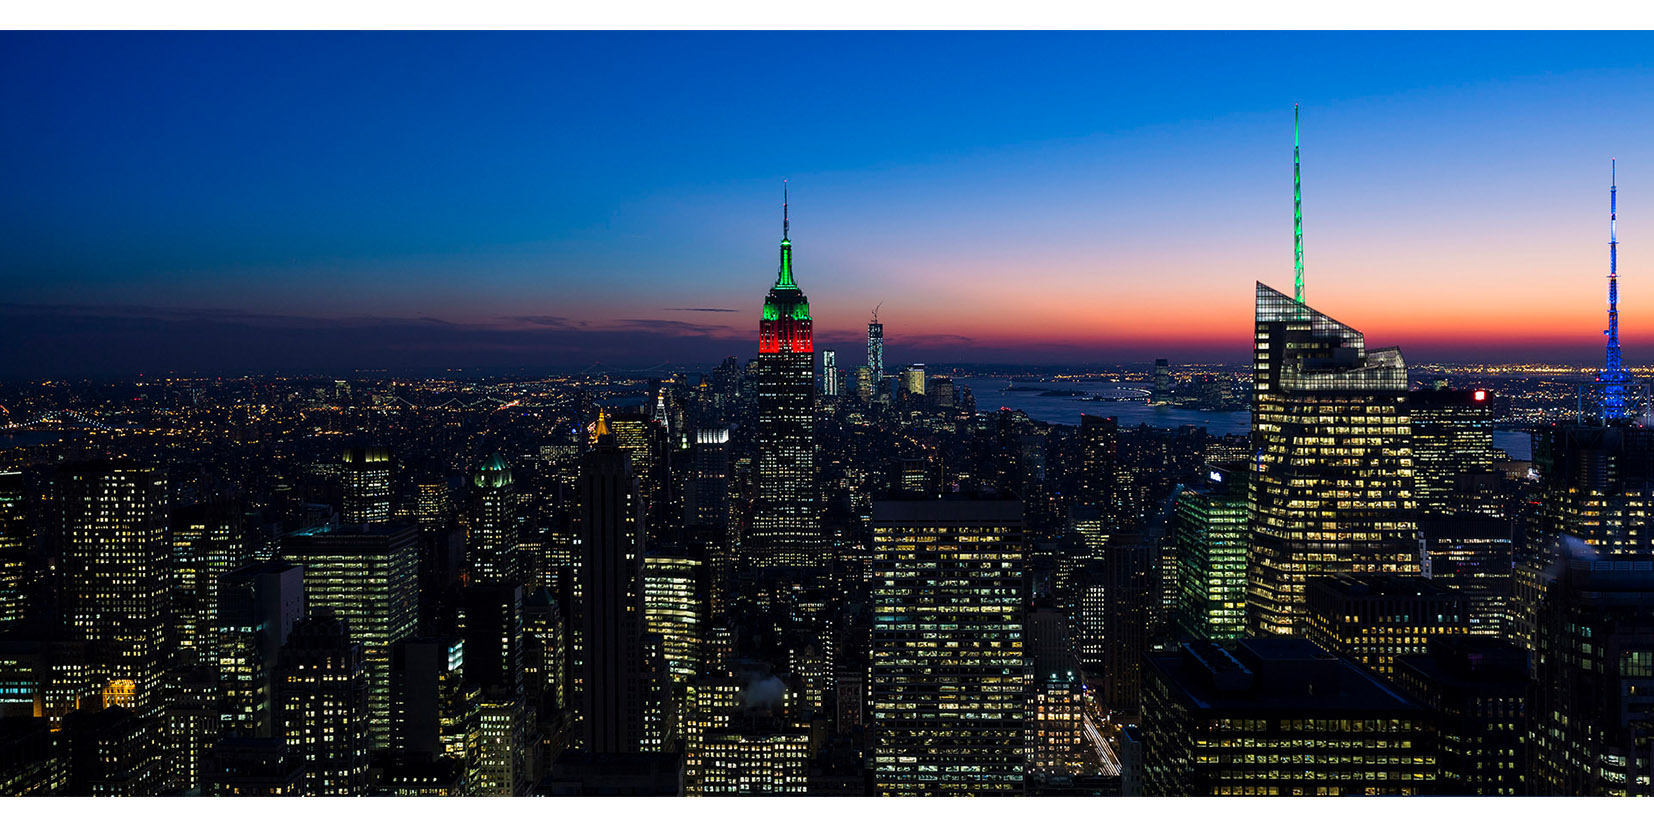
left=752, top=183, right=821, bottom=568
left=777, top=180, right=796, bottom=289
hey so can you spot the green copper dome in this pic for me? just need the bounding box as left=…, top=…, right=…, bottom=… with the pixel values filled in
left=473, top=452, right=513, bottom=489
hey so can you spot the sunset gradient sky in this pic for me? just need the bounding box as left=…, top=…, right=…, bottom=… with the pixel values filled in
left=4, top=30, right=1654, bottom=374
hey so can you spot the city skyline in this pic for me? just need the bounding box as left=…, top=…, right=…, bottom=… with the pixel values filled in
left=6, top=31, right=1654, bottom=374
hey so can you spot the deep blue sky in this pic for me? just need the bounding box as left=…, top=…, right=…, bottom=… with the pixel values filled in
left=4, top=31, right=1654, bottom=375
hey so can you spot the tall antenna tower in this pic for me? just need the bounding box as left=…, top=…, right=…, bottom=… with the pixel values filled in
left=1602, top=159, right=1631, bottom=422
left=1294, top=103, right=1304, bottom=305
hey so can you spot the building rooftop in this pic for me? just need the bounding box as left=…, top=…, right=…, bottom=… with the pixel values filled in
left=1147, top=638, right=1420, bottom=713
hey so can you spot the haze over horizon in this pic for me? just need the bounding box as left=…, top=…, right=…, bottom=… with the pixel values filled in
left=5, top=31, right=1654, bottom=376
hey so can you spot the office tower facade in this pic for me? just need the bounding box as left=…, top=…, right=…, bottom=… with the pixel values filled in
left=688, top=427, right=730, bottom=527
left=524, top=588, right=567, bottom=718
left=1527, top=554, right=1654, bottom=795
left=283, top=523, right=420, bottom=749
left=1419, top=515, right=1514, bottom=635
left=469, top=453, right=520, bottom=583
left=1141, top=639, right=1438, bottom=796
left=1393, top=637, right=1529, bottom=796
left=643, top=546, right=705, bottom=690
left=822, top=349, right=839, bottom=397
left=855, top=365, right=875, bottom=402
left=275, top=611, right=371, bottom=795
left=573, top=425, right=646, bottom=754
left=416, top=474, right=452, bottom=531
left=341, top=446, right=393, bottom=524
left=0, top=470, right=27, bottom=629
left=56, top=462, right=169, bottom=709
left=1303, top=574, right=1472, bottom=678
left=750, top=202, right=820, bottom=568
left=215, top=561, right=304, bottom=738
left=170, top=502, right=247, bottom=662
left=870, top=495, right=1028, bottom=795
left=1248, top=283, right=1419, bottom=637
left=900, top=364, right=925, bottom=397
left=1173, top=463, right=1249, bottom=641
left=1408, top=388, right=1501, bottom=517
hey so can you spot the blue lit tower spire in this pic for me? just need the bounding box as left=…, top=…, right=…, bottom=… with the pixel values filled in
left=1294, top=103, right=1304, bottom=305
left=1602, top=159, right=1631, bottom=422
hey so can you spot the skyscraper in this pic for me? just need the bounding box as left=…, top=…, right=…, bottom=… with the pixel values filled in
left=341, top=446, right=393, bottom=524
left=56, top=462, right=169, bottom=709
left=750, top=191, right=820, bottom=568
left=1248, top=283, right=1418, bottom=637
left=867, top=311, right=884, bottom=390
left=469, top=452, right=520, bottom=583
left=1173, top=463, right=1249, bottom=642
left=573, top=419, right=646, bottom=754
left=283, top=523, right=420, bottom=749
left=822, top=349, right=839, bottom=397
left=1408, top=388, right=1500, bottom=517
left=687, top=427, right=730, bottom=527
left=869, top=494, right=1028, bottom=795
left=0, top=471, right=28, bottom=629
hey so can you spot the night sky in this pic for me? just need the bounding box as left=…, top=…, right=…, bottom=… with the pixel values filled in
left=5, top=31, right=1654, bottom=376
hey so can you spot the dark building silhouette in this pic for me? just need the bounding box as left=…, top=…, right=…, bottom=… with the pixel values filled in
left=573, top=418, right=646, bottom=754
left=1393, top=636, right=1529, bottom=796
left=275, top=611, right=370, bottom=795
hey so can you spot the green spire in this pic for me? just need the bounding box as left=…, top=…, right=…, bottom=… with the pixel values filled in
left=775, top=180, right=797, bottom=290
left=1294, top=104, right=1304, bottom=306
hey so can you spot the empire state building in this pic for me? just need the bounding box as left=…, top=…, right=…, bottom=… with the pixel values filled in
left=749, top=192, right=820, bottom=568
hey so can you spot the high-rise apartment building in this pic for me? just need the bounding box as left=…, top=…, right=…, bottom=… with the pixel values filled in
left=870, top=495, right=1028, bottom=795
left=56, top=462, right=169, bottom=709
left=1248, top=283, right=1419, bottom=637
left=283, top=523, right=419, bottom=749
left=750, top=201, right=820, bottom=568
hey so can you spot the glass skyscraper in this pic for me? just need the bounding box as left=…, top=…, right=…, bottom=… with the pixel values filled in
left=1248, top=282, right=1419, bottom=637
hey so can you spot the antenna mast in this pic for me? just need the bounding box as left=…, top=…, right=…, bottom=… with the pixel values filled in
left=1603, top=160, right=1630, bottom=422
